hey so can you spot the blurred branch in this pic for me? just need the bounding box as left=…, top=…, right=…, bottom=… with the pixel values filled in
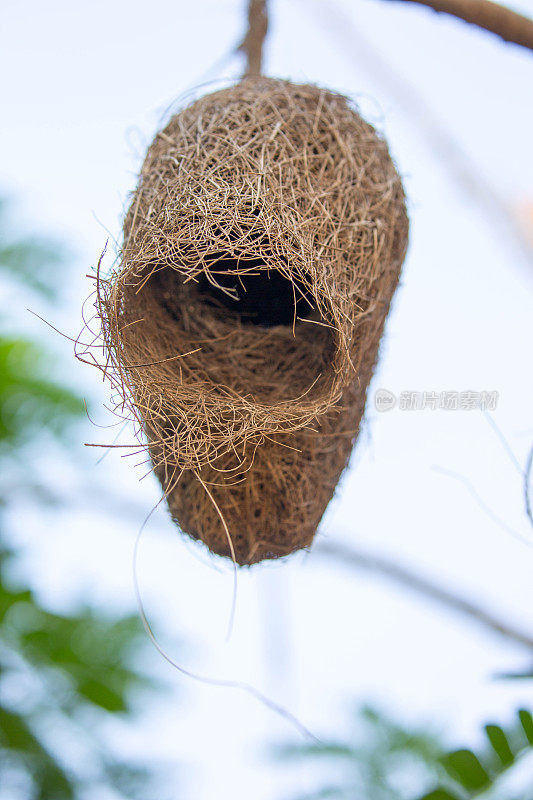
left=305, top=0, right=533, bottom=267
left=383, top=0, right=533, bottom=52
left=525, top=444, right=533, bottom=528
left=26, top=461, right=533, bottom=655
left=317, top=540, right=533, bottom=651
left=239, top=0, right=269, bottom=77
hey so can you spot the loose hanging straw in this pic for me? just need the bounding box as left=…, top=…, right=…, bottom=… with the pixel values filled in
left=92, top=0, right=408, bottom=570
left=98, top=79, right=408, bottom=563
left=78, top=0, right=409, bottom=740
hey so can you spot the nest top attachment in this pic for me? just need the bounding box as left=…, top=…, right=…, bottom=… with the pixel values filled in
left=100, top=78, right=408, bottom=564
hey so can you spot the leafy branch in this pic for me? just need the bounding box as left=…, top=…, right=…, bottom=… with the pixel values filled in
left=0, top=198, right=169, bottom=799
left=419, top=708, right=533, bottom=799
left=275, top=706, right=533, bottom=800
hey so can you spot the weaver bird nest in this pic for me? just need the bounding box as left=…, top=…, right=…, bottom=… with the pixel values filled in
left=98, top=78, right=408, bottom=565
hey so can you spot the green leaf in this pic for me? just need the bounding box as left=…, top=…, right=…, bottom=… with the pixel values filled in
left=77, top=678, right=128, bottom=712
left=443, top=749, right=490, bottom=790
left=0, top=197, right=65, bottom=301
left=496, top=668, right=533, bottom=679
left=0, top=336, right=85, bottom=448
left=485, top=724, right=514, bottom=766
left=416, top=709, right=533, bottom=800
left=288, top=788, right=348, bottom=800
left=101, top=760, right=154, bottom=800
left=0, top=708, right=74, bottom=799
left=519, top=709, right=533, bottom=744
left=275, top=742, right=359, bottom=761
left=0, top=240, right=63, bottom=300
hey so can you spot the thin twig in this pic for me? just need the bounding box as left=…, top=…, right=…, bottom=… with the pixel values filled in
left=481, top=411, right=533, bottom=531
left=239, top=0, right=269, bottom=77
left=382, top=0, right=533, bottom=52
left=317, top=540, right=533, bottom=651
left=431, top=464, right=529, bottom=547
left=525, top=444, right=533, bottom=528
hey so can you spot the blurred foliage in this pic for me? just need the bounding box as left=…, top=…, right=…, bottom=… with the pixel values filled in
left=497, top=665, right=533, bottom=680
left=0, top=198, right=66, bottom=301
left=276, top=705, right=446, bottom=800
left=0, top=544, right=154, bottom=799
left=0, top=200, right=162, bottom=799
left=276, top=706, right=533, bottom=800
left=0, top=199, right=84, bottom=452
left=0, top=337, right=84, bottom=450
left=420, top=709, right=533, bottom=800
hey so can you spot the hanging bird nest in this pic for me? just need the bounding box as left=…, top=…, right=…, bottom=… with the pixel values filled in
left=98, top=78, right=408, bottom=565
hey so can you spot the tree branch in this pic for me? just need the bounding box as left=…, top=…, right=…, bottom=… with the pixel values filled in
left=239, top=0, right=269, bottom=78
left=306, top=0, right=533, bottom=266
left=383, top=0, right=533, bottom=52
left=317, top=540, right=533, bottom=651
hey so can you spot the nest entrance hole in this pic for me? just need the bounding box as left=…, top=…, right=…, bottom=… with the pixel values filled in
left=196, top=254, right=317, bottom=328
left=149, top=254, right=337, bottom=402
left=149, top=248, right=318, bottom=328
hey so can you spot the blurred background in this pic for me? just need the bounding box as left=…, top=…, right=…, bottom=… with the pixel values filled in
left=0, top=0, right=532, bottom=798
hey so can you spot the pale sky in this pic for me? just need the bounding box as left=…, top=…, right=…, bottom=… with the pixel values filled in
left=1, top=1, right=533, bottom=798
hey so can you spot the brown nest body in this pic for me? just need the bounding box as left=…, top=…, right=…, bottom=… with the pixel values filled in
left=100, top=78, right=408, bottom=565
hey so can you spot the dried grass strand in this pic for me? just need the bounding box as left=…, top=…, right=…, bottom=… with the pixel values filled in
left=93, top=78, right=408, bottom=565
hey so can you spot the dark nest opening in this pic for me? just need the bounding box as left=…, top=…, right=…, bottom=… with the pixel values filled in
left=155, top=254, right=317, bottom=329
left=148, top=257, right=336, bottom=403
left=196, top=254, right=316, bottom=328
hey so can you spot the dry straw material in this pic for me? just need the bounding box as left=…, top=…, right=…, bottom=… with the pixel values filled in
left=98, top=78, right=408, bottom=565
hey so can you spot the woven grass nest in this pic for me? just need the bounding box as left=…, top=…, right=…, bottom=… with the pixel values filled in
left=99, top=78, right=408, bottom=566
